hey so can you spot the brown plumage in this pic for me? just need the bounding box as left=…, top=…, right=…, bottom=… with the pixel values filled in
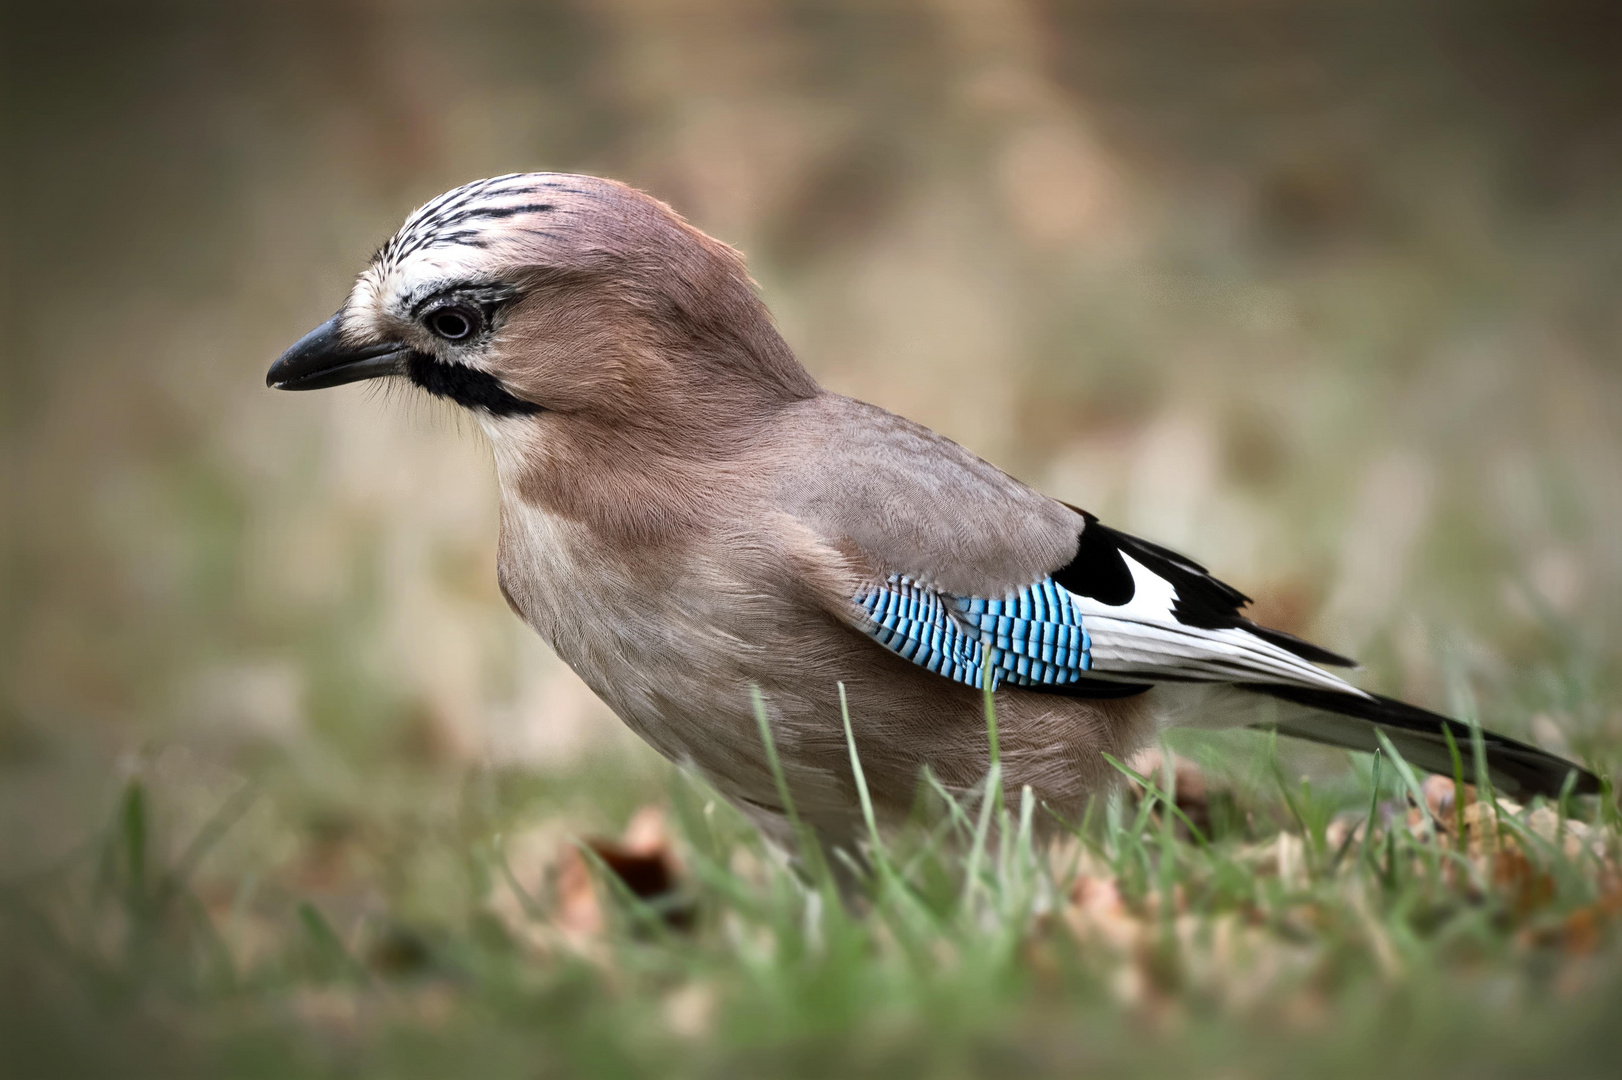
left=267, top=173, right=1599, bottom=850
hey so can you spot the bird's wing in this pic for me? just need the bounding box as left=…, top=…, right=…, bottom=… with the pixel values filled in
left=848, top=523, right=1361, bottom=698
left=773, top=395, right=1357, bottom=698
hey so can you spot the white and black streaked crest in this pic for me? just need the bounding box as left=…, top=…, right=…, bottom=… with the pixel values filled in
left=340, top=173, right=613, bottom=357
left=370, top=172, right=590, bottom=272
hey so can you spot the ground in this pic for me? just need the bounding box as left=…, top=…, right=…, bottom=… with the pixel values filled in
left=5, top=688, right=1620, bottom=1079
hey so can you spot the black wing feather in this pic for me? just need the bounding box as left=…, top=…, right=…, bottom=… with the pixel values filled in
left=1056, top=508, right=1357, bottom=668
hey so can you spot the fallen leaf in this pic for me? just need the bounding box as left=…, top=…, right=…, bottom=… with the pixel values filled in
left=1494, top=848, right=1555, bottom=920
left=1422, top=774, right=1474, bottom=823
left=562, top=806, right=696, bottom=935
left=1125, top=748, right=1214, bottom=837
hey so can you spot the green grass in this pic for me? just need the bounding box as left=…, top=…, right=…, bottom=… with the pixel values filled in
left=4, top=680, right=1621, bottom=1080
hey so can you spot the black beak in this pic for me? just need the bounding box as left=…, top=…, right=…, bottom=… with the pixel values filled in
left=266, top=314, right=411, bottom=391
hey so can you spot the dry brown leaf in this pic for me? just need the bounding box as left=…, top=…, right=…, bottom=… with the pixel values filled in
left=1125, top=748, right=1215, bottom=837
left=1494, top=847, right=1556, bottom=920
left=1064, top=874, right=1140, bottom=952
left=553, top=844, right=604, bottom=939
left=561, top=806, right=695, bottom=935
left=1422, top=774, right=1475, bottom=822
left=1525, top=873, right=1622, bottom=956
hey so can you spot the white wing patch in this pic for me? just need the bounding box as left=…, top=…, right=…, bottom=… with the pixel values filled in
left=1065, top=554, right=1366, bottom=696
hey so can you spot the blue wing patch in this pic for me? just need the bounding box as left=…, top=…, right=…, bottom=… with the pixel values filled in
left=856, top=575, right=1091, bottom=690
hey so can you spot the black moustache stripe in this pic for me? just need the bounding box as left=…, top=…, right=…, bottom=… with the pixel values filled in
left=405, top=352, right=542, bottom=417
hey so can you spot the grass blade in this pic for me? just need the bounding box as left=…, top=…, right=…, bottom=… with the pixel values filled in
left=1442, top=724, right=1467, bottom=840
left=751, top=685, right=835, bottom=894
left=839, top=682, right=884, bottom=860
left=1374, top=731, right=1432, bottom=827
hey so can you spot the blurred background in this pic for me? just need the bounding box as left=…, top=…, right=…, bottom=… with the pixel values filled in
left=8, top=0, right=1622, bottom=990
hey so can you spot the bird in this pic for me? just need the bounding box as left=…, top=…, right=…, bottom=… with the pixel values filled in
left=267, top=172, right=1600, bottom=850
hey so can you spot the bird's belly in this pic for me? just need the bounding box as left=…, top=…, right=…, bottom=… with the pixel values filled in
left=496, top=503, right=816, bottom=795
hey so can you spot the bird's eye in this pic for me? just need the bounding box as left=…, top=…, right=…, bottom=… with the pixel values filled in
left=427, top=305, right=480, bottom=342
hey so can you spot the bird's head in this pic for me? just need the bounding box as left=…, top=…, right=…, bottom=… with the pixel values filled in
left=267, top=173, right=815, bottom=441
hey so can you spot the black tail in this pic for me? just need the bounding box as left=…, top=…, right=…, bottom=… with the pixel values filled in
left=1247, top=684, right=1601, bottom=800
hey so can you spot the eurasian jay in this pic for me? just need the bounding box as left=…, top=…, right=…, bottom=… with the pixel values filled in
left=267, top=173, right=1598, bottom=847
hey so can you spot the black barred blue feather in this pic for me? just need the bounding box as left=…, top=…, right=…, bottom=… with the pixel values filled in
left=856, top=575, right=1094, bottom=691
left=857, top=577, right=984, bottom=684
left=954, top=581, right=1091, bottom=685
